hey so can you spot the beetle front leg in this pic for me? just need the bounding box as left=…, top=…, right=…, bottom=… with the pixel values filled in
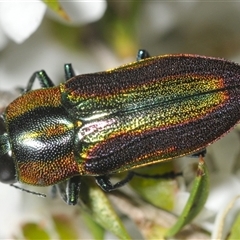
left=24, top=70, right=55, bottom=92
left=136, top=49, right=151, bottom=61
left=64, top=64, right=76, bottom=81
left=95, top=172, right=135, bottom=192
left=56, top=175, right=82, bottom=205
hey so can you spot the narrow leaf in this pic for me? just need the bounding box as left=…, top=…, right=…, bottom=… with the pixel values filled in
left=166, top=156, right=209, bottom=237
left=80, top=179, right=131, bottom=239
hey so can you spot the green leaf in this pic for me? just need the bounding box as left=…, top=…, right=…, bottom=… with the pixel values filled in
left=166, top=157, right=209, bottom=237
left=130, top=161, right=178, bottom=211
left=22, top=222, right=50, bottom=240
left=42, top=0, right=70, bottom=21
left=80, top=178, right=131, bottom=239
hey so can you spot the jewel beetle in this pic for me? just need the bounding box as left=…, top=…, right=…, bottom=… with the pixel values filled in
left=0, top=49, right=240, bottom=205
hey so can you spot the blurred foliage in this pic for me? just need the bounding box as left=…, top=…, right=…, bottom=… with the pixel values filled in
left=48, top=1, right=143, bottom=58
left=98, top=1, right=142, bottom=58
left=81, top=212, right=105, bottom=240
left=52, top=215, right=79, bottom=239
left=21, top=223, right=50, bottom=240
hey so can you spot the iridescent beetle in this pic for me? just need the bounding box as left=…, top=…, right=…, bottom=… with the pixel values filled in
left=0, top=49, right=240, bottom=205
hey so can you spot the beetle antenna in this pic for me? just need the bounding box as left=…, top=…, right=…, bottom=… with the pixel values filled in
left=10, top=184, right=46, bottom=198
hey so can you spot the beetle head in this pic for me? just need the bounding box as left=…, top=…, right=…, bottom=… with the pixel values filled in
left=0, top=116, right=16, bottom=184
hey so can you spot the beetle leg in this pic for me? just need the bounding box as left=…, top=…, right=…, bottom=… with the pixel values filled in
left=95, top=171, right=135, bottom=192
left=95, top=170, right=180, bottom=192
left=50, top=185, right=58, bottom=199
left=190, top=149, right=207, bottom=158
left=64, top=64, right=76, bottom=81
left=56, top=175, right=82, bottom=205
left=133, top=171, right=182, bottom=179
left=136, top=49, right=151, bottom=61
left=24, top=70, right=55, bottom=92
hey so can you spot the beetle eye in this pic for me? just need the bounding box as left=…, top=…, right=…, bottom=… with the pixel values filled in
left=0, top=153, right=16, bottom=184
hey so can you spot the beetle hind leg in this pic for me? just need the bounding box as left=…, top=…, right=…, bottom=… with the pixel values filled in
left=95, top=172, right=135, bottom=192
left=133, top=171, right=182, bottom=179
left=95, top=170, right=183, bottom=192
left=190, top=149, right=207, bottom=158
